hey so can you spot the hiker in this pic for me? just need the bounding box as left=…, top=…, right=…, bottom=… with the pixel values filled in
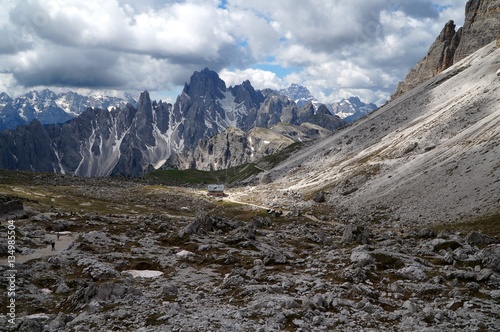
left=51, top=240, right=55, bottom=251
left=57, top=233, right=60, bottom=241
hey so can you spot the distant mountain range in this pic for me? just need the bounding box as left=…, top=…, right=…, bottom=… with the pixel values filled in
left=0, top=68, right=382, bottom=176
left=0, top=90, right=137, bottom=131
left=0, top=69, right=351, bottom=176
left=278, top=84, right=377, bottom=122
left=0, top=84, right=377, bottom=133
left=326, top=97, right=378, bottom=123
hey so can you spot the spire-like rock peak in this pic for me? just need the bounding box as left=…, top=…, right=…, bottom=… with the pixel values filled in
left=184, top=68, right=226, bottom=100
left=392, top=0, right=500, bottom=99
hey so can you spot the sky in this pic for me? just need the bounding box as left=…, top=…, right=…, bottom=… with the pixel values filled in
left=0, top=0, right=467, bottom=105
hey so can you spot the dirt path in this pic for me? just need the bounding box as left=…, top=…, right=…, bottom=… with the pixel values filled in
left=0, top=232, right=77, bottom=266
left=224, top=193, right=270, bottom=211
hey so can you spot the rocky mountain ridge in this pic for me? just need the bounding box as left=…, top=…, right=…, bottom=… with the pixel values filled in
left=0, top=69, right=346, bottom=177
left=172, top=122, right=332, bottom=171
left=0, top=89, right=136, bottom=131
left=392, top=0, right=500, bottom=98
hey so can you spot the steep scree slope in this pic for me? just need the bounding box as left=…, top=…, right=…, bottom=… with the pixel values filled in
left=244, top=42, right=500, bottom=225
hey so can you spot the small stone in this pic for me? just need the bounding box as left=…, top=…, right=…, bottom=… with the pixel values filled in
left=475, top=268, right=493, bottom=282
left=402, top=300, right=417, bottom=314
left=312, top=315, right=323, bottom=325
left=362, top=302, right=376, bottom=313
left=162, top=284, right=178, bottom=297
left=56, top=282, right=71, bottom=294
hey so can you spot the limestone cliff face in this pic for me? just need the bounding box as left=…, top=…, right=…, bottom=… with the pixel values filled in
left=173, top=127, right=291, bottom=171
left=170, top=123, right=332, bottom=171
left=454, top=0, right=500, bottom=62
left=392, top=0, right=500, bottom=99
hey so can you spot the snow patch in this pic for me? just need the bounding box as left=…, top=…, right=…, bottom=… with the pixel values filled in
left=123, top=270, right=164, bottom=278
left=176, top=250, right=193, bottom=258
left=24, top=314, right=50, bottom=320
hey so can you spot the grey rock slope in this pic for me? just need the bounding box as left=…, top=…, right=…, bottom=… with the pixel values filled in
left=392, top=0, right=500, bottom=98
left=240, top=41, right=500, bottom=225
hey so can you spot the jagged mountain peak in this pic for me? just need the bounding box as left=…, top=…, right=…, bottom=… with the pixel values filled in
left=138, top=90, right=151, bottom=107
left=183, top=67, right=227, bottom=99
left=0, top=92, right=12, bottom=106
left=279, top=83, right=318, bottom=108
left=326, top=97, right=377, bottom=122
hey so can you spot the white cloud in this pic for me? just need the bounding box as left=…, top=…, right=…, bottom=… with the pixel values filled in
left=0, top=0, right=469, bottom=105
left=219, top=68, right=284, bottom=90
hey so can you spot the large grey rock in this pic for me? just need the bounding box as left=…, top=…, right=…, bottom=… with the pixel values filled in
left=342, top=224, right=371, bottom=244
left=0, top=195, right=23, bottom=215
left=480, top=245, right=500, bottom=272
left=178, top=212, right=227, bottom=237
left=350, top=246, right=374, bottom=267
left=95, top=282, right=128, bottom=301
left=162, top=283, right=179, bottom=297
left=453, top=0, right=500, bottom=62
left=466, top=231, right=498, bottom=245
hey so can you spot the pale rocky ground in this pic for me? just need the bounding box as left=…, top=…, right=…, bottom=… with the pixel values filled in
left=0, top=172, right=499, bottom=332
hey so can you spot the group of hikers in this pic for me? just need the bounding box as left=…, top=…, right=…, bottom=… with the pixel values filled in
left=50, top=232, right=61, bottom=251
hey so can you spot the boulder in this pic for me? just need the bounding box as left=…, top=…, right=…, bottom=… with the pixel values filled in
left=466, top=232, right=498, bottom=245
left=95, top=282, right=127, bottom=301
left=313, top=191, right=326, bottom=203
left=162, top=284, right=179, bottom=297
left=342, top=224, right=371, bottom=244
left=480, top=245, right=500, bottom=272
left=0, top=195, right=23, bottom=215
left=350, top=246, right=374, bottom=267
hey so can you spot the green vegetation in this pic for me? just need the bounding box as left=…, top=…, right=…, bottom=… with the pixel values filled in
left=434, top=240, right=462, bottom=252
left=432, top=213, right=500, bottom=238
left=146, top=163, right=263, bottom=185
left=372, top=252, right=405, bottom=270
left=257, top=141, right=304, bottom=169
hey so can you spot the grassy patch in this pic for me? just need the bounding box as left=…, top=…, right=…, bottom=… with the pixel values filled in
left=146, top=163, right=262, bottom=186
left=256, top=141, right=304, bottom=169
left=432, top=213, right=500, bottom=238
left=434, top=241, right=461, bottom=252
left=372, top=252, right=405, bottom=270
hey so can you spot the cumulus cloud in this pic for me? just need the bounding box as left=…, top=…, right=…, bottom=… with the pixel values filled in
left=0, top=0, right=468, bottom=105
left=219, top=68, right=284, bottom=90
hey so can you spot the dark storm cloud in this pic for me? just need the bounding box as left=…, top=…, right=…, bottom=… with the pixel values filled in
left=13, top=47, right=125, bottom=89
